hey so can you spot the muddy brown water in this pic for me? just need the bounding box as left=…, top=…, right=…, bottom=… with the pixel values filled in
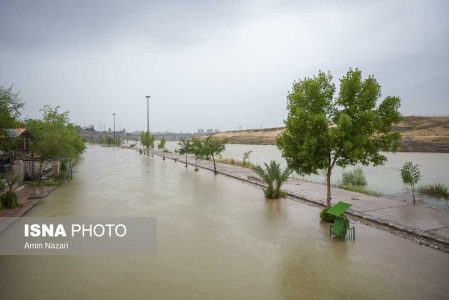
left=0, top=145, right=448, bottom=299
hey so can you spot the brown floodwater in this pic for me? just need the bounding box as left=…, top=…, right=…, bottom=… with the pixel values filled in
left=0, top=145, right=448, bottom=299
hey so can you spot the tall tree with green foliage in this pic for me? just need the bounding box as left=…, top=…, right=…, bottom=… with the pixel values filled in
left=0, top=85, right=24, bottom=129
left=140, top=131, right=154, bottom=156
left=190, top=138, right=204, bottom=171
left=202, top=136, right=226, bottom=174
left=277, top=69, right=402, bottom=207
left=401, top=161, right=421, bottom=205
left=0, top=86, right=24, bottom=152
left=26, top=105, right=85, bottom=180
left=178, top=139, right=192, bottom=167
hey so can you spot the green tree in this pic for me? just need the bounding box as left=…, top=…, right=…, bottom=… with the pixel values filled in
left=0, top=85, right=24, bottom=129
left=277, top=69, right=401, bottom=207
left=26, top=106, right=85, bottom=180
left=178, top=139, right=192, bottom=167
left=202, top=136, right=226, bottom=174
left=254, top=161, right=291, bottom=199
left=0, top=86, right=24, bottom=152
left=140, top=131, right=154, bottom=156
left=401, top=161, right=421, bottom=205
left=158, top=137, right=166, bottom=150
left=190, top=138, right=204, bottom=171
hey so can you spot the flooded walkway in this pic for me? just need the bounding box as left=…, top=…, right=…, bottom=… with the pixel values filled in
left=1, top=145, right=449, bottom=299
left=157, top=149, right=449, bottom=250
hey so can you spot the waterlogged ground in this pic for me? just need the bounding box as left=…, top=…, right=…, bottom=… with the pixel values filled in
left=164, top=141, right=449, bottom=210
left=1, top=145, right=448, bottom=299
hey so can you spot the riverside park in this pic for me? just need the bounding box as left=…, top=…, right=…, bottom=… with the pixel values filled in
left=1, top=1, right=449, bottom=300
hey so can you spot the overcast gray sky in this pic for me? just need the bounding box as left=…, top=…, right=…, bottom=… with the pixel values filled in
left=1, top=0, right=448, bottom=132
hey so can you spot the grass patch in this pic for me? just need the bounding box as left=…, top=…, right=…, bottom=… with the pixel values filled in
left=339, top=184, right=382, bottom=197
left=418, top=183, right=449, bottom=200
left=26, top=179, right=62, bottom=187
left=216, top=158, right=256, bottom=169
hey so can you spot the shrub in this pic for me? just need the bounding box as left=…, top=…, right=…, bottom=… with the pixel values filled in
left=254, top=161, right=291, bottom=199
left=418, top=183, right=449, bottom=199
left=1, top=191, right=18, bottom=209
left=320, top=207, right=335, bottom=223
left=401, top=161, right=421, bottom=204
left=341, top=168, right=367, bottom=186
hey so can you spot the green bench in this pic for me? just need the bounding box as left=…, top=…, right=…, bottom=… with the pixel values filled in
left=327, top=201, right=356, bottom=240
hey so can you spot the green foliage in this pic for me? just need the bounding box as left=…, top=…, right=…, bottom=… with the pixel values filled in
left=0, top=86, right=25, bottom=152
left=418, top=183, right=449, bottom=200
left=158, top=137, right=166, bottom=149
left=202, top=136, right=226, bottom=174
left=400, top=161, right=421, bottom=204
left=140, top=131, right=155, bottom=154
left=99, top=135, right=114, bottom=146
left=341, top=168, right=367, bottom=186
left=277, top=69, right=401, bottom=207
left=0, top=173, right=20, bottom=209
left=190, top=138, right=204, bottom=171
left=0, top=85, right=24, bottom=129
left=25, top=106, right=85, bottom=180
left=178, top=139, right=192, bottom=167
left=254, top=160, right=291, bottom=199
left=1, top=191, right=18, bottom=209
left=320, top=207, right=336, bottom=223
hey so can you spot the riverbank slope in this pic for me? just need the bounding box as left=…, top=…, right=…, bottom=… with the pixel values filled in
left=212, top=116, right=449, bottom=152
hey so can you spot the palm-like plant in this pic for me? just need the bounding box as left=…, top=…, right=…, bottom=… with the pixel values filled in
left=254, top=160, right=291, bottom=199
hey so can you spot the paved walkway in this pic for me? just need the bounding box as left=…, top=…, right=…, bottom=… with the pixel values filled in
left=153, top=150, right=449, bottom=250
left=0, top=185, right=56, bottom=232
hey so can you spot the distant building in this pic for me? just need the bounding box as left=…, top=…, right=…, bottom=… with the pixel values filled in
left=214, top=129, right=219, bottom=133
left=206, top=129, right=214, bottom=134
left=197, top=129, right=204, bottom=134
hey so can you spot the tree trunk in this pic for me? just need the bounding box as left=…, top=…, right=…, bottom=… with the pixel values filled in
left=212, top=156, right=217, bottom=175
left=326, top=168, right=332, bottom=207
left=185, top=153, right=188, bottom=167
left=146, top=146, right=149, bottom=156
left=411, top=184, right=416, bottom=205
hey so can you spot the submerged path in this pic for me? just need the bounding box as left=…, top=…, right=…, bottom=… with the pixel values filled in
left=2, top=145, right=449, bottom=300
left=154, top=149, right=449, bottom=251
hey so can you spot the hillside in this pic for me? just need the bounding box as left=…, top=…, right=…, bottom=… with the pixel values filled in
left=212, top=116, right=449, bottom=153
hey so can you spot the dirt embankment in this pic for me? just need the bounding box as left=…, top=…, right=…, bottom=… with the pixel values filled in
left=212, top=116, right=449, bottom=153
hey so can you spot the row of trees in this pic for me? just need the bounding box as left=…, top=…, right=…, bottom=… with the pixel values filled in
left=25, top=105, right=86, bottom=180
left=177, top=136, right=226, bottom=174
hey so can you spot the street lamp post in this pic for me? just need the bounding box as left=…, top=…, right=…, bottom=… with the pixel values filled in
left=145, top=96, right=151, bottom=156
left=145, top=96, right=150, bottom=134
left=113, top=113, right=116, bottom=144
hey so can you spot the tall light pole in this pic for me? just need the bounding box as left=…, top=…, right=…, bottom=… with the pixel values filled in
left=145, top=96, right=150, bottom=133
left=112, top=113, right=116, bottom=144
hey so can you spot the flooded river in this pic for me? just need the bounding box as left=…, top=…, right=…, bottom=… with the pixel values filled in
left=1, top=145, right=448, bottom=299
left=165, top=142, right=449, bottom=209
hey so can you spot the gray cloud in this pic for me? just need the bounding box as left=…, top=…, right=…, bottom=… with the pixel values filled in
left=1, top=0, right=448, bottom=132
